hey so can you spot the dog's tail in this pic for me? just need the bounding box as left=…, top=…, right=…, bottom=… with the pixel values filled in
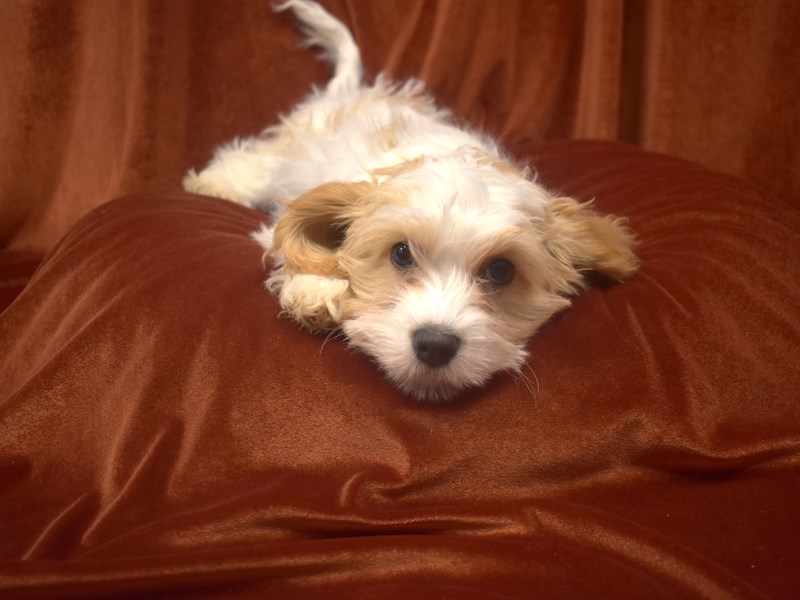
left=275, top=0, right=363, bottom=95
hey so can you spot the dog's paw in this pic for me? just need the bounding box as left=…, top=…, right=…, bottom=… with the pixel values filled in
left=276, top=273, right=349, bottom=332
left=182, top=169, right=240, bottom=203
left=250, top=223, right=275, bottom=250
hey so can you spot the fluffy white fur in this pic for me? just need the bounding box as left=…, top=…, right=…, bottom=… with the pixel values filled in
left=183, top=0, right=638, bottom=401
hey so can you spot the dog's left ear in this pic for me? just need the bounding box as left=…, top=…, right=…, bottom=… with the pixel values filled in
left=544, top=197, right=639, bottom=282
left=272, top=181, right=377, bottom=277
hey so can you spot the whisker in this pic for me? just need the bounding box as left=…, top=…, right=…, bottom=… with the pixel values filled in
left=318, top=327, right=347, bottom=357
left=513, top=362, right=540, bottom=401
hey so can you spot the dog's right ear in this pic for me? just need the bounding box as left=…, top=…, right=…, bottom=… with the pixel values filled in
left=271, top=181, right=377, bottom=277
left=268, top=181, right=377, bottom=331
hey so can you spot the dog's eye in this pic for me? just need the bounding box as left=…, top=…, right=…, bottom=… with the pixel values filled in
left=483, top=258, right=515, bottom=286
left=391, top=242, right=415, bottom=270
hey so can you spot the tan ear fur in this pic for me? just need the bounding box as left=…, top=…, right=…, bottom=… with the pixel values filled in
left=271, top=181, right=377, bottom=276
left=545, top=197, right=639, bottom=282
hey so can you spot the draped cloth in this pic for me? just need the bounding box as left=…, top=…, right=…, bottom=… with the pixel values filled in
left=2, top=140, right=799, bottom=598
left=1, top=0, right=798, bottom=253
left=1, top=2, right=799, bottom=596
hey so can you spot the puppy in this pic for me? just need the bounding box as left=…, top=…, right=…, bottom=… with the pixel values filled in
left=183, top=0, right=638, bottom=401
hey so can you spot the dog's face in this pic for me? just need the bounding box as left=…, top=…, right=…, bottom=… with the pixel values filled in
left=268, top=150, right=637, bottom=400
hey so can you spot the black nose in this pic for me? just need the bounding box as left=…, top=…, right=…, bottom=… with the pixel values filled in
left=412, top=327, right=461, bottom=368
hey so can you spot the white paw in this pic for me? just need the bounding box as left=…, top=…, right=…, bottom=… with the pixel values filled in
left=250, top=223, right=275, bottom=250
left=276, top=273, right=350, bottom=331
left=182, top=169, right=239, bottom=203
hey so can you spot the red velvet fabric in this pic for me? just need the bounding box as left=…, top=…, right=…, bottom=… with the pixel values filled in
left=1, top=140, right=799, bottom=598
left=3, top=0, right=799, bottom=257
left=0, top=251, right=40, bottom=314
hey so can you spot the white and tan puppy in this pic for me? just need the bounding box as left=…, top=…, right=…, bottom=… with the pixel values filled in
left=184, top=0, right=638, bottom=400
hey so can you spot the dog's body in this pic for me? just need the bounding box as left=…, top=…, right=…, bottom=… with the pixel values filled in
left=184, top=0, right=638, bottom=400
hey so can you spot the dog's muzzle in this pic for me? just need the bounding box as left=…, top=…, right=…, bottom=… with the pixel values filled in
left=412, top=327, right=461, bottom=368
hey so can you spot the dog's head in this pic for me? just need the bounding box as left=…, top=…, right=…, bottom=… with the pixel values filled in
left=267, top=149, right=638, bottom=400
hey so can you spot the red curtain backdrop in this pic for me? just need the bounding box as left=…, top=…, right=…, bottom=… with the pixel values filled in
left=2, top=0, right=799, bottom=254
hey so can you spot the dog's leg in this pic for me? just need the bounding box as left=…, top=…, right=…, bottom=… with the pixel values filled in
left=183, top=2, right=363, bottom=213
left=250, top=222, right=275, bottom=250
left=182, top=135, right=289, bottom=212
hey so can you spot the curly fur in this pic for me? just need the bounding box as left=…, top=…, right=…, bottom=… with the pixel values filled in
left=184, top=0, right=638, bottom=400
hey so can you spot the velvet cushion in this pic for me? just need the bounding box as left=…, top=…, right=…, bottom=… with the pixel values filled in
left=1, top=140, right=799, bottom=598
